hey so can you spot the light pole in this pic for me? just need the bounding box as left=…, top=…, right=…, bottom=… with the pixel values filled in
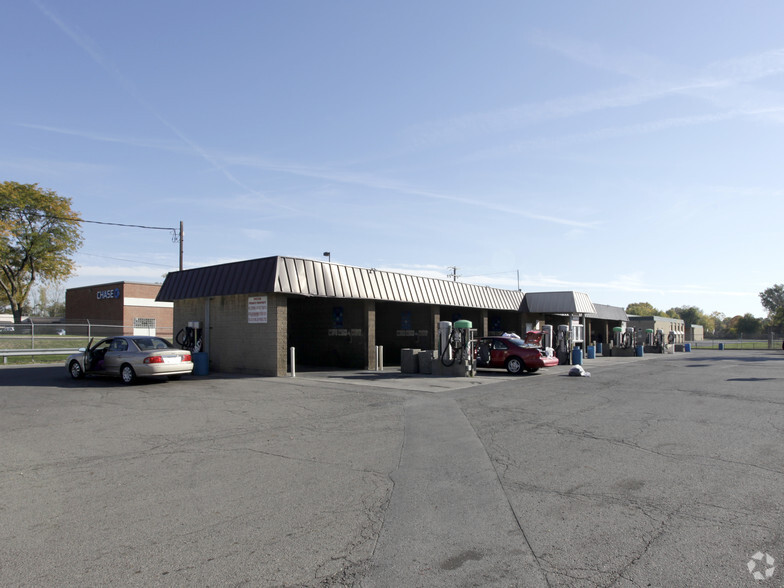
left=323, top=251, right=331, bottom=263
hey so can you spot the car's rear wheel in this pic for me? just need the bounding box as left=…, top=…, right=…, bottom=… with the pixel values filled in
left=69, top=360, right=85, bottom=379
left=120, top=364, right=137, bottom=384
left=505, top=357, right=524, bottom=374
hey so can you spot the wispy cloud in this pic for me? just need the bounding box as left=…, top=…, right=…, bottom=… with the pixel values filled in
left=475, top=271, right=756, bottom=299
left=405, top=34, right=784, bottom=148
left=226, top=155, right=597, bottom=229
left=0, top=157, right=116, bottom=177
left=31, top=0, right=295, bottom=212
left=469, top=107, right=784, bottom=159
left=17, top=123, right=184, bottom=152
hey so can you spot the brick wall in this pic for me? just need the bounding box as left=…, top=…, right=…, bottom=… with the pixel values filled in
left=66, top=282, right=172, bottom=336
left=66, top=282, right=125, bottom=324
left=174, top=293, right=287, bottom=376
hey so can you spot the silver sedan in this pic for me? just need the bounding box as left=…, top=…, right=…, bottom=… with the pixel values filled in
left=66, top=336, right=194, bottom=384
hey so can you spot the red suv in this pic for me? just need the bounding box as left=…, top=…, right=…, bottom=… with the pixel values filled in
left=475, top=331, right=559, bottom=374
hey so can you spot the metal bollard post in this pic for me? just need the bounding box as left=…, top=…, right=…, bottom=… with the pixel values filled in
left=290, top=346, right=296, bottom=377
left=378, top=345, right=383, bottom=371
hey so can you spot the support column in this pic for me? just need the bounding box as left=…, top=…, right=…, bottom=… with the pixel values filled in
left=364, top=300, right=376, bottom=370
left=274, top=294, right=288, bottom=377
left=429, top=305, right=441, bottom=350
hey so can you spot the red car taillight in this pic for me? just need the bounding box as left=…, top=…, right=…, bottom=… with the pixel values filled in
left=183, top=354, right=191, bottom=362
left=144, top=356, right=164, bottom=364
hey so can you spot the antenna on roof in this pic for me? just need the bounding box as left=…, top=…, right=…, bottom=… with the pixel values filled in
left=447, top=266, right=459, bottom=282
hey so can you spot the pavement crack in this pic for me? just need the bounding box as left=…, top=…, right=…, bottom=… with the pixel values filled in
left=460, top=403, right=552, bottom=587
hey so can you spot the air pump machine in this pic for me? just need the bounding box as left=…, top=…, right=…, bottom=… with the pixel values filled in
left=438, top=320, right=476, bottom=376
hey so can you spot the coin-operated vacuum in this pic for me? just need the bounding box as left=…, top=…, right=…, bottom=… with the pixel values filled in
left=610, top=325, right=640, bottom=356
left=176, top=321, right=203, bottom=352
left=624, top=327, right=636, bottom=348
left=644, top=328, right=666, bottom=354
left=555, top=324, right=570, bottom=365
left=438, top=320, right=476, bottom=376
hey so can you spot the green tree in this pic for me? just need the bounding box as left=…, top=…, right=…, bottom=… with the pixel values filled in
left=709, top=311, right=726, bottom=336
left=0, top=182, right=83, bottom=323
left=760, top=284, right=784, bottom=329
left=32, top=281, right=66, bottom=317
left=669, top=306, right=704, bottom=328
left=733, top=313, right=762, bottom=337
left=625, top=302, right=662, bottom=316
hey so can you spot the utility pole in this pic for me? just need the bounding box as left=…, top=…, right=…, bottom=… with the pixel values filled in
left=447, top=266, right=459, bottom=281
left=179, top=220, right=184, bottom=271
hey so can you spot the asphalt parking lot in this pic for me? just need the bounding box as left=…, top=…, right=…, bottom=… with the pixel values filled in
left=2, top=350, right=783, bottom=586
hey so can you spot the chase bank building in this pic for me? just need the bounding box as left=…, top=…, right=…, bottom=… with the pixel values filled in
left=65, top=281, right=174, bottom=337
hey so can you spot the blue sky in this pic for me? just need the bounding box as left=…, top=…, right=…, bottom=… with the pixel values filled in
left=3, top=1, right=783, bottom=318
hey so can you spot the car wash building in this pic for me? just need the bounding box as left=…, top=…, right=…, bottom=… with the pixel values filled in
left=65, top=282, right=174, bottom=337
left=156, top=255, right=627, bottom=376
left=628, top=315, right=686, bottom=347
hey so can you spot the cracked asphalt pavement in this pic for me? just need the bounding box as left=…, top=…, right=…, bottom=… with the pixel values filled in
left=1, top=349, right=783, bottom=586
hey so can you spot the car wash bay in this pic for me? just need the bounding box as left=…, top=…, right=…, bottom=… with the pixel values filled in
left=286, top=297, right=522, bottom=369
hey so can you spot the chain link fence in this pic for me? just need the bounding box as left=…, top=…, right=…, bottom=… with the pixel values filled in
left=688, top=338, right=784, bottom=350
left=0, top=322, right=175, bottom=364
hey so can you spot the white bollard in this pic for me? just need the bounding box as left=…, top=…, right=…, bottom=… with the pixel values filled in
left=290, top=346, right=296, bottom=377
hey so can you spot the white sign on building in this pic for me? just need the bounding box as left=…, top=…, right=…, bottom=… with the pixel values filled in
left=248, top=296, right=268, bottom=324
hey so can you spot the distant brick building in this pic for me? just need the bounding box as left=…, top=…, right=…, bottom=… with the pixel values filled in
left=66, top=282, right=173, bottom=337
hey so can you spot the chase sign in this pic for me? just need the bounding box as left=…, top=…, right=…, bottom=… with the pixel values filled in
left=97, top=288, right=121, bottom=300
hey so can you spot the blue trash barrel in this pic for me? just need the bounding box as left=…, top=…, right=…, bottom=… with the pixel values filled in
left=571, top=347, right=583, bottom=365
left=684, top=343, right=691, bottom=352
left=635, top=345, right=644, bottom=357
left=192, top=352, right=209, bottom=375
left=586, top=345, right=596, bottom=359
left=718, top=343, right=724, bottom=350
left=596, top=342, right=603, bottom=354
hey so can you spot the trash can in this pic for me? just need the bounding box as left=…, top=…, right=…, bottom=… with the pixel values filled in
left=571, top=347, right=583, bottom=366
left=684, top=343, right=691, bottom=352
left=635, top=345, right=644, bottom=357
left=596, top=342, right=603, bottom=354
left=192, top=352, right=209, bottom=376
left=586, top=345, right=596, bottom=359
left=718, top=343, right=724, bottom=350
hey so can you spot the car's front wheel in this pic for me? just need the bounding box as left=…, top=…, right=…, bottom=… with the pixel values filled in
left=120, top=364, right=137, bottom=384
left=69, top=360, right=85, bottom=379
left=505, top=357, right=524, bottom=374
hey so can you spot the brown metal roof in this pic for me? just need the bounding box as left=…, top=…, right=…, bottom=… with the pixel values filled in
left=156, top=256, right=526, bottom=311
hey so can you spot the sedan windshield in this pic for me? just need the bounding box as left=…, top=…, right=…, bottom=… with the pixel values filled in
left=132, top=337, right=175, bottom=351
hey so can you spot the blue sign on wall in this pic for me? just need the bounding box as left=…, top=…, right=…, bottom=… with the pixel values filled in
left=96, top=288, right=121, bottom=300
left=333, top=306, right=344, bottom=327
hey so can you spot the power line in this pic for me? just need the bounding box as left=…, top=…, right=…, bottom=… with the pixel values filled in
left=1, top=207, right=183, bottom=269
left=75, top=217, right=177, bottom=232
left=0, top=207, right=176, bottom=232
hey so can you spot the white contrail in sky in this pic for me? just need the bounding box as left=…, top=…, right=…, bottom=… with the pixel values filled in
left=30, top=0, right=294, bottom=211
